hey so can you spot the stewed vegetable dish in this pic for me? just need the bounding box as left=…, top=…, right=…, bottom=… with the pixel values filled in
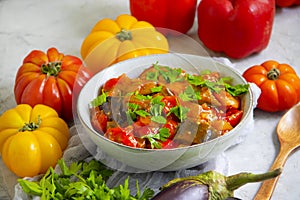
left=90, top=63, right=249, bottom=149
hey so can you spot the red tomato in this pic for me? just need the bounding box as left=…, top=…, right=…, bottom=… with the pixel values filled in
left=163, top=119, right=178, bottom=139
left=133, top=117, right=159, bottom=137
left=225, top=109, right=243, bottom=127
left=103, top=77, right=121, bottom=93
left=162, top=96, right=177, bottom=114
left=105, top=127, right=139, bottom=147
left=91, top=107, right=108, bottom=133
left=14, top=47, right=93, bottom=122
left=161, top=139, right=179, bottom=149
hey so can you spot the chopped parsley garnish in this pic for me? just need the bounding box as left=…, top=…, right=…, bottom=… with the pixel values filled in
left=168, top=105, right=190, bottom=122
left=224, top=83, right=250, bottom=96
left=179, top=85, right=201, bottom=101
left=146, top=71, right=158, bottom=81
left=146, top=63, right=185, bottom=83
left=142, top=128, right=170, bottom=149
left=126, top=103, right=150, bottom=123
left=126, top=96, right=167, bottom=124
left=149, top=101, right=166, bottom=124
left=90, top=91, right=107, bottom=107
left=134, top=94, right=153, bottom=101
left=150, top=85, right=163, bottom=93
left=151, top=95, right=164, bottom=105
left=187, top=74, right=249, bottom=96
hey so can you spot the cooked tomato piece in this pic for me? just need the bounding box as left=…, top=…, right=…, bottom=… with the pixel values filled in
left=225, top=109, right=243, bottom=127
left=91, top=107, right=108, bottom=133
left=105, top=127, right=140, bottom=147
left=163, top=119, right=178, bottom=139
left=133, top=117, right=160, bottom=138
left=214, top=90, right=240, bottom=110
left=103, top=77, right=120, bottom=93
left=162, top=96, right=177, bottom=114
left=161, top=139, right=179, bottom=149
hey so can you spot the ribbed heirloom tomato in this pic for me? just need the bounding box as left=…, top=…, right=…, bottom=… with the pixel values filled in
left=14, top=47, right=93, bottom=122
left=243, top=60, right=300, bottom=112
left=80, top=14, right=169, bottom=73
left=0, top=104, right=70, bottom=177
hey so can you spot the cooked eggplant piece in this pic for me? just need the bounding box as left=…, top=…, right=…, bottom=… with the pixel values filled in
left=152, top=168, right=282, bottom=200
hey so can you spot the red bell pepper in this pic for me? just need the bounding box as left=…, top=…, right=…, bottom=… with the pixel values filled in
left=276, top=0, right=300, bottom=7
left=197, top=0, right=275, bottom=59
left=129, top=0, right=197, bottom=34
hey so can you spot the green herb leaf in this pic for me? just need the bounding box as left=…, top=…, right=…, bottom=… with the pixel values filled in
left=18, top=159, right=153, bottom=199
left=169, top=105, right=190, bottom=122
left=146, top=71, right=158, bottom=81
left=90, top=92, right=107, bottom=107
left=158, top=128, right=171, bottom=141
left=128, top=103, right=140, bottom=112
left=150, top=95, right=164, bottom=105
left=142, top=128, right=170, bottom=149
left=179, top=85, right=201, bottom=101
left=151, top=85, right=163, bottom=93
left=134, top=94, right=153, bottom=101
left=187, top=74, right=205, bottom=86
left=150, top=104, right=164, bottom=117
left=139, top=188, right=155, bottom=200
left=151, top=116, right=167, bottom=124
left=18, top=179, right=42, bottom=196
left=187, top=73, right=249, bottom=96
left=149, top=103, right=166, bottom=124
left=224, top=83, right=250, bottom=96
left=136, top=110, right=151, bottom=118
left=153, top=63, right=185, bottom=83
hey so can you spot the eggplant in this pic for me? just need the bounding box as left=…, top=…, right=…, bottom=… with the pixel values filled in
left=152, top=168, right=282, bottom=200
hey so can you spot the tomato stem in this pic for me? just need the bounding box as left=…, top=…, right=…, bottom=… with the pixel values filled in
left=116, top=29, right=132, bottom=41
left=41, top=62, right=62, bottom=77
left=19, top=115, right=42, bottom=132
left=267, top=68, right=280, bottom=80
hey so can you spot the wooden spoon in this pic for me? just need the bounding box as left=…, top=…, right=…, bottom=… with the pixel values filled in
left=254, top=103, right=300, bottom=200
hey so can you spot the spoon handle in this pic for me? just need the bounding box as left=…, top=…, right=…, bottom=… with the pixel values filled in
left=254, top=144, right=291, bottom=200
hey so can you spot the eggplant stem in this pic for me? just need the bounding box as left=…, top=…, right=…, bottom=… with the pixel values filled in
left=226, top=168, right=282, bottom=191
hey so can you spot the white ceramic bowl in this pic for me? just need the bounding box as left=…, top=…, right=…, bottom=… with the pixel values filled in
left=76, top=53, right=254, bottom=172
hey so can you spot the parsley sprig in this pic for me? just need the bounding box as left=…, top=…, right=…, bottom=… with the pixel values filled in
left=90, top=91, right=107, bottom=107
left=142, top=128, right=170, bottom=149
left=18, top=159, right=154, bottom=200
left=179, top=85, right=201, bottom=101
left=146, top=63, right=185, bottom=83
left=168, top=105, right=189, bottom=122
left=187, top=73, right=249, bottom=96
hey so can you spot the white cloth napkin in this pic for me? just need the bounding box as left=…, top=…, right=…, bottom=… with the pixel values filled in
left=12, top=57, right=260, bottom=199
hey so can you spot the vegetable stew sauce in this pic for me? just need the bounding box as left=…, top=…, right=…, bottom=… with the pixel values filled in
left=90, top=63, right=249, bottom=149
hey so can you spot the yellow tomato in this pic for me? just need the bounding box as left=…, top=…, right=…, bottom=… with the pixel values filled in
left=80, top=14, right=169, bottom=73
left=0, top=104, right=70, bottom=177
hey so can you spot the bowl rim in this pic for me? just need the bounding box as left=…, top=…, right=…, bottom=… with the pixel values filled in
left=77, top=53, right=254, bottom=152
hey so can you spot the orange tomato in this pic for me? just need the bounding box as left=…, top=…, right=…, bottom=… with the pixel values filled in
left=243, top=60, right=300, bottom=112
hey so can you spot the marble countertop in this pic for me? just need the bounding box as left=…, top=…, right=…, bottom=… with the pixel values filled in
left=0, top=0, right=299, bottom=199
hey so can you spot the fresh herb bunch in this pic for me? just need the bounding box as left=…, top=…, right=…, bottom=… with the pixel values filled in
left=18, top=159, right=154, bottom=200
